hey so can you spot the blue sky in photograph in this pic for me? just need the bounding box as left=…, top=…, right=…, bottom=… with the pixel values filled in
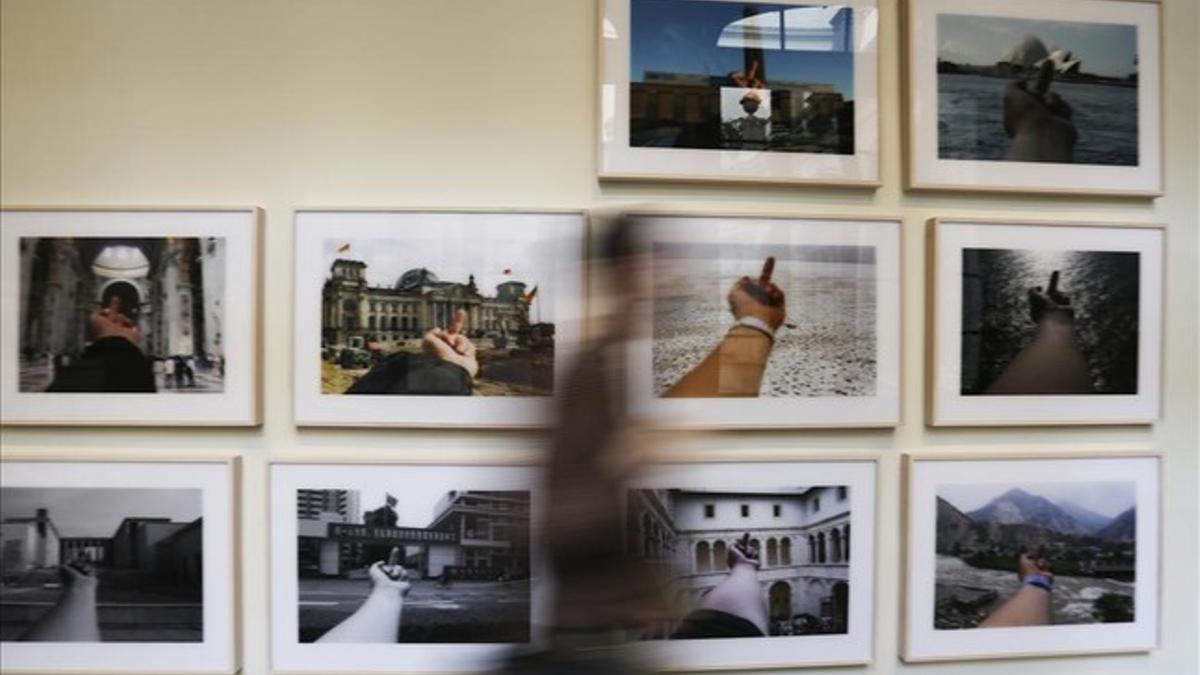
left=938, top=14, right=1137, bottom=78
left=631, top=0, right=854, bottom=97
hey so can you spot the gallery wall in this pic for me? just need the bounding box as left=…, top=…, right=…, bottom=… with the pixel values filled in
left=1, top=1, right=1197, bottom=674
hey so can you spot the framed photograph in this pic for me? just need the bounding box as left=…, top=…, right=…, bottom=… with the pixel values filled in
left=902, top=452, right=1160, bottom=661
left=905, top=0, right=1163, bottom=195
left=292, top=209, right=585, bottom=428
left=598, top=0, right=880, bottom=185
left=269, top=461, right=542, bottom=673
left=929, top=219, right=1163, bottom=426
left=0, top=456, right=239, bottom=674
left=0, top=207, right=261, bottom=426
left=627, top=213, right=901, bottom=428
left=624, top=458, right=877, bottom=669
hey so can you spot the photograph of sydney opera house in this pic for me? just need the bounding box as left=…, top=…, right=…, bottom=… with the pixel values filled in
left=935, top=481, right=1137, bottom=629
left=319, top=237, right=555, bottom=397
left=627, top=486, right=853, bottom=639
left=630, top=0, right=856, bottom=154
left=936, top=14, right=1139, bottom=165
left=0, top=487, right=204, bottom=642
left=16, top=237, right=227, bottom=393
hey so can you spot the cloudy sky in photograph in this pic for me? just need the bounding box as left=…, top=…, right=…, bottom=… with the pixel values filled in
left=938, top=481, right=1135, bottom=517
left=1, top=488, right=201, bottom=538
left=938, top=14, right=1137, bottom=78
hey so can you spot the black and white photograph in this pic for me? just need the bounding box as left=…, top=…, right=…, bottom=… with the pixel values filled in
left=294, top=488, right=531, bottom=644
left=271, top=463, right=539, bottom=673
left=293, top=210, right=584, bottom=427
left=906, top=0, right=1162, bottom=194
left=16, top=237, right=227, bottom=394
left=931, top=220, right=1163, bottom=426
left=935, top=481, right=1136, bottom=629
left=0, top=208, right=261, bottom=426
left=937, top=15, right=1139, bottom=166
left=627, top=487, right=853, bottom=640
left=961, top=248, right=1140, bottom=396
left=599, top=0, right=881, bottom=184
left=903, top=454, right=1160, bottom=661
left=0, top=459, right=238, bottom=673
left=1, top=487, right=204, bottom=642
left=629, top=214, right=901, bottom=428
left=319, top=238, right=554, bottom=398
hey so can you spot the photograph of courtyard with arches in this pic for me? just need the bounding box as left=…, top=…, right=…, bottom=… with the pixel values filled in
left=627, top=486, right=851, bottom=639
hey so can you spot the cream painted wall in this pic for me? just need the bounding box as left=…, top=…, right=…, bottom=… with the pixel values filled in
left=1, top=1, right=1196, bottom=674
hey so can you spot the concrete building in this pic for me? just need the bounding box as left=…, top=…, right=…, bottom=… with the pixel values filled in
left=297, top=489, right=531, bottom=581
left=111, top=517, right=189, bottom=569
left=154, top=519, right=204, bottom=587
left=17, top=237, right=225, bottom=362
left=0, top=509, right=61, bottom=573
left=59, top=537, right=112, bottom=566
left=321, top=259, right=531, bottom=350
left=627, top=487, right=852, bottom=636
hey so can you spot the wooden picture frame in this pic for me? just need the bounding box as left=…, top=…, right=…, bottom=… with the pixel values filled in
left=598, top=0, right=881, bottom=186
left=268, top=459, right=543, bottom=673
left=626, top=211, right=902, bottom=428
left=927, top=218, right=1164, bottom=426
left=901, top=451, right=1161, bottom=662
left=0, top=453, right=241, bottom=674
left=0, top=207, right=263, bottom=427
left=623, top=454, right=879, bottom=670
left=291, top=208, right=587, bottom=428
left=904, top=0, right=1164, bottom=195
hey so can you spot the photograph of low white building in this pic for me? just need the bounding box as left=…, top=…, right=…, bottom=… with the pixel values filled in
left=627, top=486, right=852, bottom=637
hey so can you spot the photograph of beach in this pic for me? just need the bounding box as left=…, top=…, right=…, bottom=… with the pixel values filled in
left=630, top=0, right=856, bottom=154
left=652, top=241, right=877, bottom=398
left=935, top=481, right=1137, bottom=629
left=960, top=247, right=1140, bottom=396
left=936, top=14, right=1139, bottom=165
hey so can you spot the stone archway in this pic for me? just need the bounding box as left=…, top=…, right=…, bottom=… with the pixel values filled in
left=768, top=580, right=792, bottom=624
left=832, top=581, right=849, bottom=633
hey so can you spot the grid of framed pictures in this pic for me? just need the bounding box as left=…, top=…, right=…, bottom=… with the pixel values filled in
left=902, top=453, right=1161, bottom=661
left=0, top=208, right=262, bottom=426
left=291, top=209, right=586, bottom=428
left=0, top=456, right=240, bottom=674
left=905, top=0, right=1163, bottom=195
left=598, top=0, right=882, bottom=185
left=626, top=212, right=902, bottom=428
left=928, top=219, right=1164, bottom=426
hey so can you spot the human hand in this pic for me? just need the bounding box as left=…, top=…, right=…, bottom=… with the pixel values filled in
left=59, top=561, right=99, bottom=595
left=369, top=548, right=412, bottom=597
left=1017, top=552, right=1053, bottom=583
left=1028, top=270, right=1074, bottom=324
left=88, top=308, right=142, bottom=345
left=1003, top=61, right=1077, bottom=162
left=727, top=533, right=762, bottom=570
left=727, top=257, right=786, bottom=330
left=422, top=309, right=479, bottom=378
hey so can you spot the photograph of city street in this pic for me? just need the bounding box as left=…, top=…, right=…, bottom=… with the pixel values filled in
left=935, top=481, right=1137, bottom=629
left=319, top=236, right=557, bottom=397
left=0, top=487, right=204, bottom=642
left=295, top=488, right=531, bottom=643
left=936, top=14, right=1139, bottom=165
left=16, top=237, right=227, bottom=394
left=652, top=241, right=877, bottom=398
left=630, top=0, right=856, bottom=154
left=627, top=486, right=852, bottom=639
left=960, top=248, right=1140, bottom=396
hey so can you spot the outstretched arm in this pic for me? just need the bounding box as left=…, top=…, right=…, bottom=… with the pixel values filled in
left=979, top=553, right=1053, bottom=628
left=317, top=551, right=411, bottom=644
left=19, top=564, right=102, bottom=642
left=697, top=535, right=769, bottom=635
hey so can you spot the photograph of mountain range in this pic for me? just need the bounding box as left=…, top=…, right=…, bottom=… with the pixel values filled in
left=935, top=482, right=1136, bottom=629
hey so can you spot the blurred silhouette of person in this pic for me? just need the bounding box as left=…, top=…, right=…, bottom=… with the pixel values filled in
left=1004, top=61, right=1077, bottom=162
left=345, top=309, right=478, bottom=395
left=45, top=285, right=156, bottom=393
left=978, top=552, right=1053, bottom=628
left=986, top=270, right=1095, bottom=394
left=664, top=257, right=785, bottom=398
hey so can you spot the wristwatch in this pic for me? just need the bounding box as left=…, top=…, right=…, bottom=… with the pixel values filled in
left=1024, top=574, right=1053, bottom=592
left=732, top=316, right=775, bottom=341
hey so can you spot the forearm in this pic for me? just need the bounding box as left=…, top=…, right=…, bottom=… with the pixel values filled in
left=663, top=328, right=771, bottom=398
left=979, top=585, right=1051, bottom=628
left=20, top=588, right=101, bottom=642
left=986, top=315, right=1092, bottom=394
left=699, top=565, right=769, bottom=634
left=316, top=588, right=403, bottom=643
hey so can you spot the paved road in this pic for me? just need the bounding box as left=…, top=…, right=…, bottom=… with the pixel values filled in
left=298, top=578, right=530, bottom=643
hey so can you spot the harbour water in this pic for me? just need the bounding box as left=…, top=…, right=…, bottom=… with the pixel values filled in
left=937, top=73, right=1139, bottom=166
